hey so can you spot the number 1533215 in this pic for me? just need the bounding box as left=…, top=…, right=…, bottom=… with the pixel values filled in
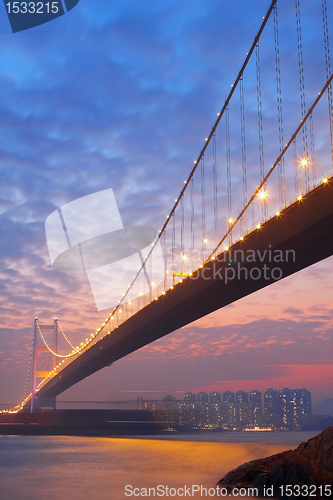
left=6, top=2, right=59, bottom=14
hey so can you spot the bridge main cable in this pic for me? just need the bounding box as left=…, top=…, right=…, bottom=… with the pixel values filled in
left=206, top=71, right=333, bottom=263
left=158, top=0, right=278, bottom=237
left=113, top=0, right=280, bottom=317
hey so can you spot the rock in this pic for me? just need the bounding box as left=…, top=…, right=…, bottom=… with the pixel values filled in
left=217, top=427, right=333, bottom=498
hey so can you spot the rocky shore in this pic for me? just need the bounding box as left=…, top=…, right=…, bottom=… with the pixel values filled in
left=217, top=427, right=333, bottom=498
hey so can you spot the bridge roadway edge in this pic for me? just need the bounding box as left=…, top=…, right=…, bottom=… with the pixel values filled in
left=28, top=181, right=333, bottom=405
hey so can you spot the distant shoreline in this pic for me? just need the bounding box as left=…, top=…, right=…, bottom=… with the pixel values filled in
left=0, top=408, right=327, bottom=437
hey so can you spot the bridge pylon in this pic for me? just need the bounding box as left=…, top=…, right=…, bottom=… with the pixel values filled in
left=31, top=318, right=58, bottom=412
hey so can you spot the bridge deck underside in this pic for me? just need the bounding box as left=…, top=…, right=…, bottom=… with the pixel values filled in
left=30, top=182, right=333, bottom=404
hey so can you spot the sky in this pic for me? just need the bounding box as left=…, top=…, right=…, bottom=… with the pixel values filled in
left=0, top=0, right=332, bottom=408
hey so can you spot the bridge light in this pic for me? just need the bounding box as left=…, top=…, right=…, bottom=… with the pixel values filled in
left=297, top=195, right=302, bottom=201
left=182, top=254, right=188, bottom=261
left=203, top=238, right=208, bottom=244
left=300, top=158, right=308, bottom=167
left=256, top=223, right=261, bottom=229
left=322, top=178, right=328, bottom=183
left=258, top=190, right=267, bottom=200
left=228, top=218, right=233, bottom=224
left=275, top=211, right=280, bottom=216
left=240, top=236, right=244, bottom=241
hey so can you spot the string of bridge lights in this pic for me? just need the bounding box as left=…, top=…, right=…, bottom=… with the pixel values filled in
left=4, top=94, right=332, bottom=414
left=2, top=160, right=331, bottom=415
left=26, top=164, right=331, bottom=409
left=2, top=0, right=332, bottom=414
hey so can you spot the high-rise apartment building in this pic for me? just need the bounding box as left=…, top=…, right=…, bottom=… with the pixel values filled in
left=197, top=392, right=209, bottom=404
left=264, top=388, right=279, bottom=426
left=249, top=390, right=262, bottom=426
left=222, top=391, right=235, bottom=404
left=210, top=391, right=221, bottom=404
left=236, top=390, right=249, bottom=404
left=184, top=392, right=196, bottom=403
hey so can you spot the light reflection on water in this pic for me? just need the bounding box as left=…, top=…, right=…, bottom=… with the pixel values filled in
left=0, top=432, right=317, bottom=500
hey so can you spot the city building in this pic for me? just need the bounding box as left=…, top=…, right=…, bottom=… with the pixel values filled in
left=222, top=391, right=234, bottom=404
left=249, top=390, right=262, bottom=426
left=264, top=388, right=279, bottom=427
left=210, top=391, right=221, bottom=404
left=236, top=390, right=248, bottom=404
left=197, top=392, right=209, bottom=404
left=184, top=392, right=196, bottom=403
left=137, top=387, right=312, bottom=430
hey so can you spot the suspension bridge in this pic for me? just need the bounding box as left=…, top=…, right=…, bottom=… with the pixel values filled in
left=2, top=0, right=333, bottom=413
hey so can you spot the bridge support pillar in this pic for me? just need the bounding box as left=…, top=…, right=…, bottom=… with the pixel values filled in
left=31, top=397, right=57, bottom=411
left=31, top=318, right=58, bottom=412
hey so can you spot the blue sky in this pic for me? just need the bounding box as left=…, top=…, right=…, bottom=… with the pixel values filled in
left=0, top=0, right=332, bottom=407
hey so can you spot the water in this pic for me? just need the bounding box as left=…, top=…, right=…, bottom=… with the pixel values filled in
left=0, top=432, right=318, bottom=500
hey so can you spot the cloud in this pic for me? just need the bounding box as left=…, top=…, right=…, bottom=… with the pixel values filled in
left=0, top=0, right=332, bottom=405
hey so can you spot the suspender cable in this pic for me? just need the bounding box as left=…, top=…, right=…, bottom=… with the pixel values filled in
left=105, top=1, right=279, bottom=323
left=309, top=113, right=316, bottom=183
left=226, top=106, right=232, bottom=245
left=273, top=3, right=286, bottom=207
left=213, top=134, right=218, bottom=249
left=163, top=229, right=167, bottom=291
left=36, top=320, right=69, bottom=358
left=295, top=0, right=309, bottom=191
left=293, top=138, right=301, bottom=195
left=149, top=0, right=278, bottom=246
left=57, top=320, right=78, bottom=351
left=322, top=0, right=333, bottom=165
left=190, top=178, right=194, bottom=264
left=240, top=76, right=248, bottom=233
left=256, top=42, right=267, bottom=220
left=172, top=212, right=176, bottom=274
left=206, top=72, right=333, bottom=264
left=23, top=336, right=34, bottom=401
left=201, top=156, right=206, bottom=263
left=181, top=195, right=185, bottom=273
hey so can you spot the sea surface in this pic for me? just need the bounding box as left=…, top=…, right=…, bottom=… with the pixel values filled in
left=0, top=431, right=318, bottom=500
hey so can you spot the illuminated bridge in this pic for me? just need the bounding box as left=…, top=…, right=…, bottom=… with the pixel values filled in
left=3, top=0, right=333, bottom=412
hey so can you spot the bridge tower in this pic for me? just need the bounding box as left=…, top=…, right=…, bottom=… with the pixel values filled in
left=31, top=318, right=58, bottom=412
